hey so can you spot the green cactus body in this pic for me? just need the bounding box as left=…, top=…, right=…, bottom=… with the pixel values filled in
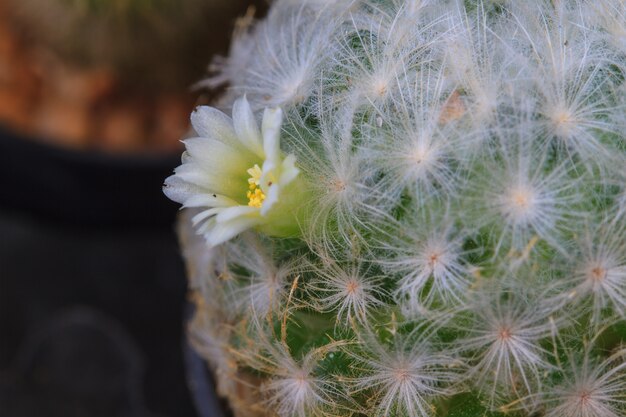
left=166, top=1, right=626, bottom=416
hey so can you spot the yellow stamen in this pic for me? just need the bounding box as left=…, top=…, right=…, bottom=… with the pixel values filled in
left=247, top=188, right=266, bottom=208
left=246, top=164, right=266, bottom=208
left=247, top=164, right=263, bottom=186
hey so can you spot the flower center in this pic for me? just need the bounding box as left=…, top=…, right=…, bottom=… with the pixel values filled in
left=428, top=252, right=440, bottom=267
left=498, top=327, right=512, bottom=340
left=589, top=266, right=607, bottom=282
left=345, top=279, right=360, bottom=295
left=246, top=164, right=266, bottom=208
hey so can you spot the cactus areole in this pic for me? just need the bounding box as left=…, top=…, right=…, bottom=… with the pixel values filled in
left=165, top=1, right=626, bottom=416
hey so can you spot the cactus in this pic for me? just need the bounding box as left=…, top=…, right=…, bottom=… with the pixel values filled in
left=166, top=1, right=626, bottom=416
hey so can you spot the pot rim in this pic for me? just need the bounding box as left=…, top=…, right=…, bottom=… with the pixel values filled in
left=0, top=125, right=181, bottom=231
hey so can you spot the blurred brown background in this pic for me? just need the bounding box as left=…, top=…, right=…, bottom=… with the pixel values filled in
left=0, top=0, right=258, bottom=153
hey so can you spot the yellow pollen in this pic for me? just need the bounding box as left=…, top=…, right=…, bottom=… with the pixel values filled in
left=246, top=164, right=266, bottom=208
left=247, top=188, right=266, bottom=208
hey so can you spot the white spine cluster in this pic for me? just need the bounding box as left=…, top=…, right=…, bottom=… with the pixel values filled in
left=173, top=1, right=626, bottom=416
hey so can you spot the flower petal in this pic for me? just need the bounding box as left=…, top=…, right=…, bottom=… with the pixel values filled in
left=233, top=96, right=264, bottom=157
left=279, top=154, right=300, bottom=186
left=163, top=175, right=205, bottom=205
left=184, top=193, right=238, bottom=209
left=261, top=184, right=280, bottom=216
left=260, top=160, right=277, bottom=190
left=190, top=106, right=238, bottom=146
left=192, top=207, right=226, bottom=225
left=262, top=107, right=283, bottom=165
left=206, top=217, right=262, bottom=246
left=184, top=137, right=252, bottom=176
left=215, top=205, right=260, bottom=223
left=172, top=163, right=239, bottom=197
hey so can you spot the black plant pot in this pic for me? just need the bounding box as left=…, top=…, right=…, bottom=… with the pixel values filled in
left=183, top=305, right=231, bottom=417
left=0, top=126, right=181, bottom=230
left=0, top=126, right=223, bottom=417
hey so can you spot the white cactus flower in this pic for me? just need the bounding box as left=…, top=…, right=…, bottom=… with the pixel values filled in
left=164, top=96, right=303, bottom=246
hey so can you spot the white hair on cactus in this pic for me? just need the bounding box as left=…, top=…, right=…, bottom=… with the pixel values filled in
left=585, top=0, right=626, bottom=56
left=239, top=321, right=348, bottom=417
left=445, top=1, right=525, bottom=132
left=455, top=286, right=558, bottom=406
left=359, top=0, right=446, bottom=54
left=283, top=110, right=384, bottom=252
left=616, top=186, right=626, bottom=221
left=378, top=210, right=472, bottom=313
left=567, top=220, right=626, bottom=324
left=221, top=235, right=304, bottom=318
left=200, top=16, right=256, bottom=93
left=536, top=330, right=626, bottom=417
left=364, top=66, right=463, bottom=204
left=509, top=1, right=623, bottom=170
left=471, top=132, right=581, bottom=254
left=262, top=349, right=338, bottom=417
left=330, top=2, right=446, bottom=114
left=232, top=4, right=342, bottom=110
left=348, top=330, right=460, bottom=417
left=281, top=0, right=357, bottom=12
left=307, top=254, right=387, bottom=327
